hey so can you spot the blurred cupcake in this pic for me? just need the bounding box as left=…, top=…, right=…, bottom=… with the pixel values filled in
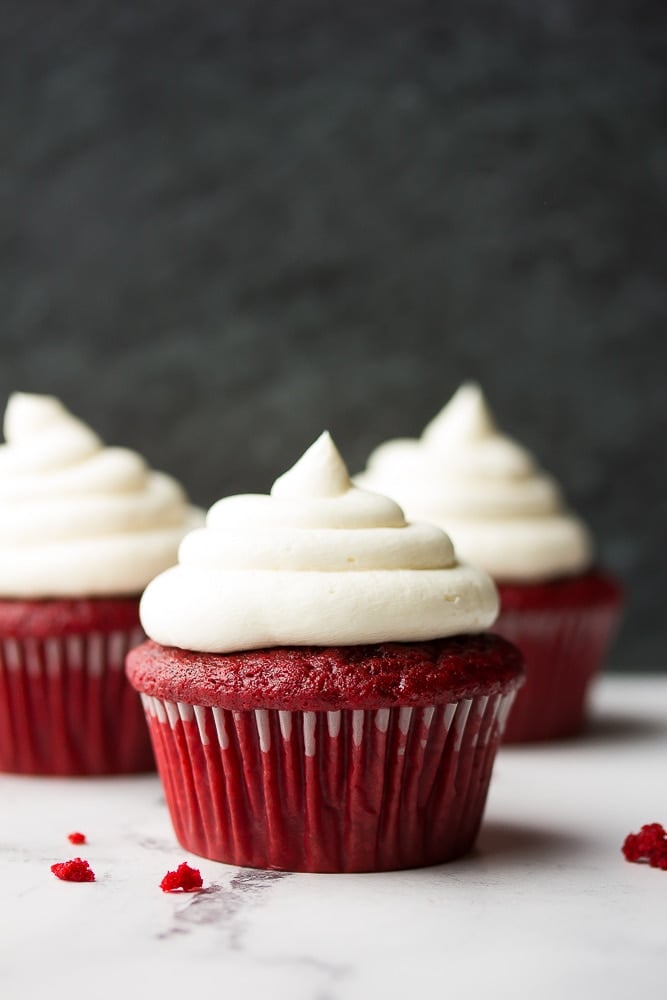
left=0, top=393, right=201, bottom=775
left=127, top=432, right=523, bottom=873
left=357, top=383, right=622, bottom=742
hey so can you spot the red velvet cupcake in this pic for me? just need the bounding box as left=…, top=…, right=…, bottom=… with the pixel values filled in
left=0, top=393, right=201, bottom=775
left=357, top=384, right=623, bottom=742
left=127, top=432, right=523, bottom=872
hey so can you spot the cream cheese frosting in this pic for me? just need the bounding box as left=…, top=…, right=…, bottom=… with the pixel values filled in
left=356, top=383, right=593, bottom=583
left=139, top=431, right=499, bottom=652
left=0, top=393, right=202, bottom=597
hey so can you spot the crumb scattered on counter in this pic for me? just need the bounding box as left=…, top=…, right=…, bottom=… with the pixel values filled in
left=160, top=862, right=203, bottom=893
left=51, top=858, right=96, bottom=882
left=622, top=823, right=667, bottom=870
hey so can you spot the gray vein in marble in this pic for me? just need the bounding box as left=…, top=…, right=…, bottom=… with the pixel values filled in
left=261, top=954, right=352, bottom=999
left=158, top=867, right=352, bottom=996
left=159, top=868, right=290, bottom=948
left=136, top=836, right=181, bottom=854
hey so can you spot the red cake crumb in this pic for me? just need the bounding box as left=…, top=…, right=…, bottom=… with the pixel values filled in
left=51, top=858, right=96, bottom=882
left=622, top=824, right=667, bottom=870
left=160, top=862, right=203, bottom=893
left=67, top=832, right=86, bottom=845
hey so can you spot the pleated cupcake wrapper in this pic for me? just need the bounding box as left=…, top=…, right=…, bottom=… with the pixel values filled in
left=141, top=690, right=516, bottom=873
left=0, top=628, right=153, bottom=775
left=496, top=601, right=622, bottom=743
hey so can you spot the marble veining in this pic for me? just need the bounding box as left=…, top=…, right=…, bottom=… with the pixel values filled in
left=163, top=869, right=290, bottom=947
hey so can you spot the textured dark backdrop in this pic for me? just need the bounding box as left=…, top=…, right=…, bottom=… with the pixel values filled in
left=1, top=1, right=666, bottom=668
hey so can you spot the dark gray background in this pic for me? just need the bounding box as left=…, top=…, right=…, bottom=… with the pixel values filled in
left=1, top=2, right=665, bottom=668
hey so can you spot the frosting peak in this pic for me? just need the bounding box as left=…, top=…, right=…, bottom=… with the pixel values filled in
left=2, top=393, right=101, bottom=475
left=0, top=393, right=202, bottom=598
left=422, top=382, right=496, bottom=446
left=272, top=431, right=350, bottom=499
left=5, top=393, right=85, bottom=440
left=140, top=433, right=499, bottom=652
left=357, top=384, right=593, bottom=583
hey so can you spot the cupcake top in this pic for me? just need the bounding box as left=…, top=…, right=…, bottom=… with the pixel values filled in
left=0, top=393, right=202, bottom=598
left=139, top=431, right=499, bottom=652
left=356, top=383, right=593, bottom=584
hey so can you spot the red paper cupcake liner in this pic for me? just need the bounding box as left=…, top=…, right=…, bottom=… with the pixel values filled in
left=495, top=601, right=622, bottom=743
left=140, top=690, right=517, bottom=873
left=0, top=627, right=153, bottom=775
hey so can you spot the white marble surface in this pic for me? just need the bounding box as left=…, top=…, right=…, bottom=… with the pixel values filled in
left=1, top=676, right=666, bottom=1000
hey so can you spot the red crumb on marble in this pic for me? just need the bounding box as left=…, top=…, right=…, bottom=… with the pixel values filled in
left=67, top=832, right=86, bottom=845
left=160, top=862, right=204, bottom=893
left=622, top=823, right=667, bottom=870
left=51, top=858, right=96, bottom=882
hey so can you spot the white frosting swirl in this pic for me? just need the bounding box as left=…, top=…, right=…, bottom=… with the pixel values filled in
left=357, top=384, right=593, bottom=583
left=140, top=431, right=498, bottom=652
left=0, top=393, right=202, bottom=597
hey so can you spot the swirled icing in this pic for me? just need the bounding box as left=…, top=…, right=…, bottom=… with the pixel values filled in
left=356, top=383, right=593, bottom=583
left=0, top=393, right=202, bottom=596
left=139, top=431, right=498, bottom=651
